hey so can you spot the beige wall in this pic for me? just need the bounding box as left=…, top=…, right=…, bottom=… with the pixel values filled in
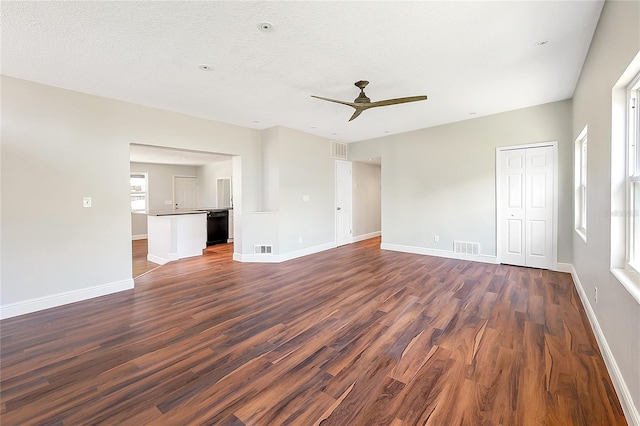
left=350, top=99, right=573, bottom=262
left=571, top=0, right=640, bottom=421
left=197, top=160, right=233, bottom=208
left=1, top=76, right=261, bottom=314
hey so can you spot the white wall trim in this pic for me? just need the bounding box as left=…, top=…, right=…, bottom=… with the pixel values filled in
left=554, top=262, right=574, bottom=273
left=569, top=265, right=640, bottom=425
left=233, top=252, right=281, bottom=263
left=234, top=241, right=337, bottom=263
left=0, top=279, right=134, bottom=320
left=381, top=243, right=498, bottom=264
left=132, top=234, right=148, bottom=240
left=279, top=241, right=337, bottom=262
left=146, top=253, right=175, bottom=265
left=352, top=231, right=381, bottom=243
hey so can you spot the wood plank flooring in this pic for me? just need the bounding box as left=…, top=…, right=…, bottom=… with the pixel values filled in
left=132, top=239, right=160, bottom=278
left=0, top=238, right=627, bottom=425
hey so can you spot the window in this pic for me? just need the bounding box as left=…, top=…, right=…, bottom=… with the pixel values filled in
left=628, top=75, right=640, bottom=272
left=130, top=172, right=148, bottom=211
left=575, top=126, right=588, bottom=241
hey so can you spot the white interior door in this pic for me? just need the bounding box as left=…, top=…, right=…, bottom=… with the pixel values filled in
left=336, top=160, right=352, bottom=246
left=500, top=149, right=526, bottom=266
left=174, top=176, right=198, bottom=209
left=499, top=145, right=554, bottom=269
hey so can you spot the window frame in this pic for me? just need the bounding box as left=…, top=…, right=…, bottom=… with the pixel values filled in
left=575, top=125, right=588, bottom=242
left=627, top=75, right=640, bottom=273
left=130, top=172, right=148, bottom=212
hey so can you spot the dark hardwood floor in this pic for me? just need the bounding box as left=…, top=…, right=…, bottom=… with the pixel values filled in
left=132, top=239, right=161, bottom=278
left=1, top=238, right=627, bottom=425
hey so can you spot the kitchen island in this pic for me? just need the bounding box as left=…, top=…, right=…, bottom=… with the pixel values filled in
left=146, top=209, right=207, bottom=265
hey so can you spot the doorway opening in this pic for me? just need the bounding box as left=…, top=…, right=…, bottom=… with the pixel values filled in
left=129, top=143, right=238, bottom=277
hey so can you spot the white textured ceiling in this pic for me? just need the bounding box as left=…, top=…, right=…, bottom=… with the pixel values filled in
left=1, top=1, right=603, bottom=143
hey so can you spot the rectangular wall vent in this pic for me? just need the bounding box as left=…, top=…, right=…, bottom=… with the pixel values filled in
left=331, top=141, right=347, bottom=159
left=254, top=244, right=273, bottom=255
left=454, top=240, right=480, bottom=256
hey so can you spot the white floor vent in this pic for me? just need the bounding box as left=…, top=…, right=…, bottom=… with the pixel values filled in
left=331, top=141, right=347, bottom=159
left=254, top=244, right=273, bottom=255
left=454, top=240, right=480, bottom=256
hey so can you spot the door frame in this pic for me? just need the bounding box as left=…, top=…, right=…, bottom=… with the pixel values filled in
left=496, top=141, right=559, bottom=270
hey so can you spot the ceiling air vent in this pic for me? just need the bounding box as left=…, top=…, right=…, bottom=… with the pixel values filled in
left=254, top=244, right=273, bottom=255
left=331, top=141, right=347, bottom=160
left=454, top=240, right=480, bottom=256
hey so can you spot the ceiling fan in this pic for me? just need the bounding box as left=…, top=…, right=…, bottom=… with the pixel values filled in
left=311, top=80, right=428, bottom=122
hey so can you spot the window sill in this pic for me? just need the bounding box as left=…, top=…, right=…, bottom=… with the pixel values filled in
left=611, top=268, right=640, bottom=305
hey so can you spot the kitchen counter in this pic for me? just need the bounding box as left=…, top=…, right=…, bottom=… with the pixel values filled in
left=141, top=207, right=232, bottom=217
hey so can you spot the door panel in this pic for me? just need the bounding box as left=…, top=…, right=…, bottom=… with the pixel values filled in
left=529, top=220, right=546, bottom=256
left=508, top=175, right=523, bottom=208
left=507, top=219, right=523, bottom=255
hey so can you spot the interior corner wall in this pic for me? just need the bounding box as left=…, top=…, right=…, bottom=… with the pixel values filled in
left=350, top=99, right=573, bottom=262
left=197, top=160, right=233, bottom=208
left=275, top=127, right=335, bottom=254
left=1, top=76, right=261, bottom=316
left=571, top=0, right=640, bottom=420
left=352, top=161, right=381, bottom=238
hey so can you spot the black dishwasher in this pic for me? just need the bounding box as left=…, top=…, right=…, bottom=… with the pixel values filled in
left=206, top=210, right=229, bottom=246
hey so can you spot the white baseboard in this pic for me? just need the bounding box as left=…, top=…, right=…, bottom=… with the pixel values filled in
left=132, top=234, right=148, bottom=240
left=381, top=243, right=498, bottom=264
left=0, top=279, right=134, bottom=320
left=233, top=252, right=280, bottom=263
left=569, top=265, right=640, bottom=425
left=234, top=241, right=337, bottom=263
left=146, top=253, right=174, bottom=265
left=279, top=241, right=337, bottom=262
left=554, top=262, right=573, bottom=273
left=352, top=231, right=381, bottom=243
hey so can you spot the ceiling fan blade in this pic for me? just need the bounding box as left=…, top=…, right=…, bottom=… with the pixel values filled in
left=348, top=108, right=368, bottom=122
left=310, top=95, right=356, bottom=108
left=368, top=95, right=428, bottom=108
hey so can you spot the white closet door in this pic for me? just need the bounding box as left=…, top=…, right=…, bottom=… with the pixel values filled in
left=524, top=146, right=554, bottom=269
left=499, top=145, right=554, bottom=269
left=500, top=149, right=527, bottom=266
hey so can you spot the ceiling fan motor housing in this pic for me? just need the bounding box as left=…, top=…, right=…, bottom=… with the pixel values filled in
left=354, top=80, right=370, bottom=103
